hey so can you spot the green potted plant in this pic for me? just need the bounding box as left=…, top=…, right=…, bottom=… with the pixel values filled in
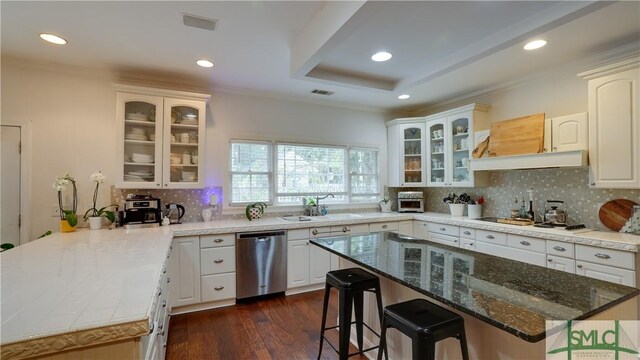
left=379, top=186, right=392, bottom=213
left=83, top=171, right=116, bottom=230
left=53, top=173, right=78, bottom=232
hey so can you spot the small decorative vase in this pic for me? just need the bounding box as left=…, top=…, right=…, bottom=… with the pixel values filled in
left=60, top=220, right=76, bottom=233
left=89, top=216, right=103, bottom=230
left=449, top=203, right=466, bottom=217
left=245, top=202, right=267, bottom=221
left=467, top=204, right=482, bottom=219
left=202, top=207, right=213, bottom=222
left=380, top=201, right=392, bottom=213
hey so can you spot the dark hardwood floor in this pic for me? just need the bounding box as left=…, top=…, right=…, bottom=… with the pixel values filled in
left=166, top=290, right=371, bottom=360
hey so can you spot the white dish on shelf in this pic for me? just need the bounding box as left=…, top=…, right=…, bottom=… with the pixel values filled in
left=128, top=171, right=153, bottom=176
left=125, top=112, right=147, bottom=121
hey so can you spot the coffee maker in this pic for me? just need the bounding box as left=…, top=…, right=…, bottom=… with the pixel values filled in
left=122, top=195, right=162, bottom=229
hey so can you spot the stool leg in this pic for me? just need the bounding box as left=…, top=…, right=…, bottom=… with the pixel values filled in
left=411, top=335, right=435, bottom=360
left=458, top=325, right=470, bottom=360
left=354, top=291, right=364, bottom=351
left=374, top=286, right=387, bottom=360
left=317, top=284, right=331, bottom=360
left=376, top=317, right=387, bottom=360
left=338, top=288, right=353, bottom=360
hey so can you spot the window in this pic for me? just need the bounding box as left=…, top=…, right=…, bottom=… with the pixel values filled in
left=229, top=140, right=379, bottom=206
left=349, top=148, right=379, bottom=202
left=229, top=141, right=271, bottom=204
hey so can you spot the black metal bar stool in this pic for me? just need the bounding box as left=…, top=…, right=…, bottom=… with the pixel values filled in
left=318, top=267, right=387, bottom=360
left=377, top=299, right=469, bottom=360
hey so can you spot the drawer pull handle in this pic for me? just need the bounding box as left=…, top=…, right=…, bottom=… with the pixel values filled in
left=577, top=264, right=583, bottom=268
left=594, top=253, right=611, bottom=260
left=214, top=286, right=225, bottom=291
left=486, top=235, right=495, bottom=239
left=214, top=259, right=224, bottom=264
left=548, top=258, right=552, bottom=262
left=157, top=288, right=162, bottom=297
left=162, top=300, right=167, bottom=308
left=553, top=246, right=566, bottom=252
left=159, top=322, right=164, bottom=330
left=312, top=229, right=318, bottom=235
left=167, top=277, right=170, bottom=283
left=213, top=239, right=224, bottom=243
left=463, top=231, right=471, bottom=235
left=382, top=225, right=388, bottom=229
left=342, top=227, right=349, bottom=233
left=439, top=227, right=446, bottom=231
left=520, top=241, right=531, bottom=246
left=149, top=322, right=155, bottom=334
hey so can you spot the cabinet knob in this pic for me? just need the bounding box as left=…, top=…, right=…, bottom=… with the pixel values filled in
left=156, top=183, right=160, bottom=187
left=214, top=286, right=224, bottom=291
left=463, top=231, right=471, bottom=235
left=439, top=227, right=446, bottom=231
left=167, top=277, right=170, bottom=283
left=213, top=239, right=224, bottom=243
left=342, top=227, right=349, bottom=233
left=164, top=184, right=168, bottom=187
left=213, top=259, right=224, bottom=264
left=162, top=300, right=167, bottom=308
left=382, top=225, right=388, bottom=229
left=590, top=182, right=596, bottom=186
left=548, top=258, right=553, bottom=262
left=577, top=264, right=583, bottom=268
left=312, top=229, right=319, bottom=235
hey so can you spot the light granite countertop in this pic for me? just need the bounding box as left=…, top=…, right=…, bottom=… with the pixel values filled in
left=1, top=211, right=637, bottom=357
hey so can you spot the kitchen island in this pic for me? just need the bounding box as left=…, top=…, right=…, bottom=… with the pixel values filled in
left=311, top=232, right=639, bottom=359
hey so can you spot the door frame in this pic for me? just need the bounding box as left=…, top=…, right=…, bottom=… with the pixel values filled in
left=1, top=121, right=32, bottom=244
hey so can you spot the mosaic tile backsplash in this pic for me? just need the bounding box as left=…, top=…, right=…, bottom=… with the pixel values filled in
left=392, top=168, right=639, bottom=230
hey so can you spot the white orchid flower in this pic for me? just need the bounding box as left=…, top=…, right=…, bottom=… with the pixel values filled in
left=90, top=171, right=106, bottom=184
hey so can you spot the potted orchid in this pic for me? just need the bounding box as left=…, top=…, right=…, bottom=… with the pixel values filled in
left=53, top=173, right=78, bottom=232
left=83, top=171, right=117, bottom=230
left=379, top=186, right=393, bottom=213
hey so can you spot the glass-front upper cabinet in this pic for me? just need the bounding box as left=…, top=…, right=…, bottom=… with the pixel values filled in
left=400, top=123, right=425, bottom=186
left=450, top=114, right=472, bottom=187
left=426, top=118, right=447, bottom=186
left=116, top=93, right=164, bottom=188
left=115, top=85, right=210, bottom=189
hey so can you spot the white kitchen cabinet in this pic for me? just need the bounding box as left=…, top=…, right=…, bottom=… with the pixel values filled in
left=387, top=121, right=427, bottom=187
left=398, top=220, right=414, bottom=236
left=310, top=244, right=332, bottom=284
left=546, top=255, right=576, bottom=274
left=579, top=60, right=640, bottom=189
left=287, top=239, right=311, bottom=288
left=115, top=84, right=210, bottom=189
left=549, top=113, right=588, bottom=152
left=576, top=260, right=635, bottom=286
left=425, top=105, right=489, bottom=187
left=169, top=236, right=201, bottom=308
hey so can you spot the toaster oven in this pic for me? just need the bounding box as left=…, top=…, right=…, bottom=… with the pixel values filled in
left=397, top=191, right=424, bottom=213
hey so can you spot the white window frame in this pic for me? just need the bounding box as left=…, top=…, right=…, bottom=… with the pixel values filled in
left=228, top=139, right=273, bottom=206
left=274, top=142, right=348, bottom=202
left=348, top=147, right=380, bottom=202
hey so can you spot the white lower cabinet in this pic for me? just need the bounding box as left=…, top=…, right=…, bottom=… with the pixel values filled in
left=575, top=260, right=635, bottom=286
left=201, top=273, right=236, bottom=302
left=475, top=241, right=546, bottom=267
left=310, top=244, right=332, bottom=284
left=287, top=239, right=311, bottom=288
left=547, top=255, right=576, bottom=274
left=169, top=236, right=201, bottom=308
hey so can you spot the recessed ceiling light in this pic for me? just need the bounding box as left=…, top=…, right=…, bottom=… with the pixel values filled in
left=39, top=33, right=67, bottom=45
left=371, top=51, right=392, bottom=62
left=196, top=59, right=214, bottom=68
left=524, top=39, right=547, bottom=51
left=398, top=94, right=410, bottom=100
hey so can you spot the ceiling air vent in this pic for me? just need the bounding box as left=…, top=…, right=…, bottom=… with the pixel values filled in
left=183, top=14, right=218, bottom=31
left=311, top=89, right=334, bottom=96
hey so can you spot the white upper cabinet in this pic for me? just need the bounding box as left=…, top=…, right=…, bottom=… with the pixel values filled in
left=579, top=60, right=639, bottom=189
left=387, top=121, right=426, bottom=187
left=115, top=85, right=210, bottom=189
left=550, top=113, right=588, bottom=152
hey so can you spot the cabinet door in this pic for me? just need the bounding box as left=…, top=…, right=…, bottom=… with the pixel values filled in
left=116, top=92, right=164, bottom=189
left=551, top=113, right=588, bottom=152
left=588, top=67, right=640, bottom=189
left=398, top=220, right=414, bottom=236
left=413, top=220, right=429, bottom=239
left=169, top=236, right=201, bottom=308
left=448, top=112, right=474, bottom=187
left=163, top=98, right=206, bottom=189
left=399, top=123, right=426, bottom=186
left=426, top=118, right=447, bottom=186
left=546, top=255, right=576, bottom=274
left=576, top=260, right=635, bottom=286
left=287, top=239, right=310, bottom=288
left=309, top=245, right=332, bottom=284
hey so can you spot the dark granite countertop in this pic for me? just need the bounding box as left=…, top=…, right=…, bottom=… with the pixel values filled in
left=311, top=231, right=639, bottom=343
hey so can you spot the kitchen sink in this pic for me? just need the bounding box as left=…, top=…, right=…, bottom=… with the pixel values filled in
left=322, top=213, right=364, bottom=220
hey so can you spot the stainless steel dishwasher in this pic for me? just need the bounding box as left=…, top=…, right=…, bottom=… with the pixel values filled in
left=236, top=230, right=287, bottom=299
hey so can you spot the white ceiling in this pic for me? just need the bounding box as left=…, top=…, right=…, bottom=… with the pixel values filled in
left=2, top=1, right=639, bottom=112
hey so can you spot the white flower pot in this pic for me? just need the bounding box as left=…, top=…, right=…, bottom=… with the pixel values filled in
left=202, top=208, right=213, bottom=222
left=89, top=216, right=103, bottom=230
left=467, top=204, right=482, bottom=219
left=380, top=201, right=392, bottom=213
left=449, top=203, right=466, bottom=217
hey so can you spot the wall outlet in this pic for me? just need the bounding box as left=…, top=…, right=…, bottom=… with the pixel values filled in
left=52, top=206, right=60, bottom=217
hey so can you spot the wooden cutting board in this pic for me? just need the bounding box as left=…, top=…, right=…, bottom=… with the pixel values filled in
left=497, top=218, right=534, bottom=226
left=487, top=113, right=545, bottom=157
left=599, top=199, right=638, bottom=231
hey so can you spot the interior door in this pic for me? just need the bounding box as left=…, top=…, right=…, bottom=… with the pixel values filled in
left=1, top=125, right=21, bottom=246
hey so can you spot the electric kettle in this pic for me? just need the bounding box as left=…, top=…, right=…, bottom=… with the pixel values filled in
left=544, top=200, right=567, bottom=225
left=165, top=203, right=185, bottom=224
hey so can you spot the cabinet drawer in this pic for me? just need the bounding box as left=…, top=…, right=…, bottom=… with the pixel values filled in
left=460, top=238, right=475, bottom=250
left=310, top=226, right=332, bottom=238
left=475, top=241, right=546, bottom=266
left=475, top=230, right=507, bottom=246
left=427, top=223, right=459, bottom=237
left=547, top=255, right=576, bottom=274
left=575, top=245, right=634, bottom=270
left=459, top=227, right=475, bottom=240
left=201, top=273, right=236, bottom=302
left=200, top=234, right=235, bottom=248
left=334, top=224, right=370, bottom=235
left=287, top=228, right=310, bottom=240
left=201, top=247, right=236, bottom=275
left=507, top=234, right=545, bottom=253
left=546, top=240, right=575, bottom=258
left=428, top=233, right=459, bottom=247
left=576, top=261, right=635, bottom=286
left=370, top=221, right=399, bottom=232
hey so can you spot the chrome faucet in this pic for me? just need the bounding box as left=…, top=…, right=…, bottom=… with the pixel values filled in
left=307, top=194, right=334, bottom=216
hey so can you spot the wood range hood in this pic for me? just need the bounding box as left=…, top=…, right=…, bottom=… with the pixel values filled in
left=470, top=150, right=588, bottom=171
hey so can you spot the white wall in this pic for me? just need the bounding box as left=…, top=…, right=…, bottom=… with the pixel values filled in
left=1, top=61, right=388, bottom=240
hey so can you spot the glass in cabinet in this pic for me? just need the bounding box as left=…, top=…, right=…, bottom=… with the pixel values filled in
left=400, top=123, right=425, bottom=186
left=450, top=115, right=472, bottom=186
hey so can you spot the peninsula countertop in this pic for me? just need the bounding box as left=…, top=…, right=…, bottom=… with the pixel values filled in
left=310, top=231, right=639, bottom=342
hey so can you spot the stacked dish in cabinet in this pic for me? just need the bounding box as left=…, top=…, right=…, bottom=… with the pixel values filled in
left=168, top=105, right=200, bottom=183
left=123, top=103, right=159, bottom=184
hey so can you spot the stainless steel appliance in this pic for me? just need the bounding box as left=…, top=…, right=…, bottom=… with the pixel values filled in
left=398, top=191, right=424, bottom=213
left=164, top=203, right=185, bottom=224
left=544, top=200, right=568, bottom=225
left=122, top=195, right=162, bottom=229
left=236, top=230, right=287, bottom=299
